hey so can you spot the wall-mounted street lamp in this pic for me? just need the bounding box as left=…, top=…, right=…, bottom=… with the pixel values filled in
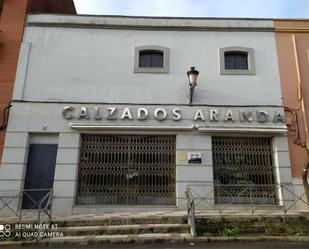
left=187, top=66, right=199, bottom=104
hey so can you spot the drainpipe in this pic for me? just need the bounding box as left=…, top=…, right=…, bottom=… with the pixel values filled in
left=292, top=35, right=309, bottom=206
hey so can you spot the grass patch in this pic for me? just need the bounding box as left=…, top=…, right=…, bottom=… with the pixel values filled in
left=221, top=227, right=241, bottom=237
left=196, top=216, right=309, bottom=237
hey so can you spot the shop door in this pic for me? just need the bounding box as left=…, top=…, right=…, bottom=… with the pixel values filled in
left=76, top=135, right=176, bottom=205
left=212, top=137, right=276, bottom=205
left=22, top=144, right=58, bottom=209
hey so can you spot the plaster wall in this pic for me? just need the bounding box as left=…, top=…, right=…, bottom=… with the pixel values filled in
left=0, top=15, right=298, bottom=215
left=12, top=15, right=282, bottom=106
left=0, top=102, right=293, bottom=214
left=274, top=20, right=309, bottom=178
left=0, top=0, right=28, bottom=163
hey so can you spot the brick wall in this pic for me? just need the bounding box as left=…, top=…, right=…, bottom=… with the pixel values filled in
left=0, top=0, right=28, bottom=163
left=0, top=0, right=75, bottom=163
left=275, top=21, right=309, bottom=177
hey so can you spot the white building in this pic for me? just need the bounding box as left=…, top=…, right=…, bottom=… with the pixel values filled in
left=0, top=14, right=292, bottom=215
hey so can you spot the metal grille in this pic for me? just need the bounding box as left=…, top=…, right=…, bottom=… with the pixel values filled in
left=76, top=135, right=176, bottom=205
left=212, top=137, right=276, bottom=204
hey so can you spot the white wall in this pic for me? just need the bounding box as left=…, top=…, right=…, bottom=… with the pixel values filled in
left=13, top=15, right=282, bottom=106
left=1, top=15, right=295, bottom=215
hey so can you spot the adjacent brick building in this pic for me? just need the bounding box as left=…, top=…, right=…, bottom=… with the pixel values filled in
left=274, top=20, right=309, bottom=181
left=0, top=0, right=75, bottom=162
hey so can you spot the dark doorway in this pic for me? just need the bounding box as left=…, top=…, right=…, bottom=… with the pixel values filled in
left=22, top=144, right=58, bottom=209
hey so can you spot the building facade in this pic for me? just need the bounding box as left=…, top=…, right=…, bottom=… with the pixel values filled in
left=274, top=20, right=309, bottom=201
left=0, top=0, right=76, bottom=163
left=0, top=14, right=295, bottom=215
left=0, top=0, right=29, bottom=163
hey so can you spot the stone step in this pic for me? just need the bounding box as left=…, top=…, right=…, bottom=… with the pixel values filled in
left=0, top=233, right=193, bottom=247
left=58, top=223, right=190, bottom=236
left=53, top=216, right=188, bottom=227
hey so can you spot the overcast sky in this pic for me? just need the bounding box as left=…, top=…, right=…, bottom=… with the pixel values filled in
left=73, top=0, right=309, bottom=18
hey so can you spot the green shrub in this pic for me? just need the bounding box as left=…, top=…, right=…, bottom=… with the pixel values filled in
left=221, top=227, right=240, bottom=237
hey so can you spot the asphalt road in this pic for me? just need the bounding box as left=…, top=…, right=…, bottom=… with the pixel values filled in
left=7, top=242, right=309, bottom=249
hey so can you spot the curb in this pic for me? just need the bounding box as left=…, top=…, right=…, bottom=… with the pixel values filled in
left=191, top=236, right=309, bottom=242
left=1, top=235, right=309, bottom=246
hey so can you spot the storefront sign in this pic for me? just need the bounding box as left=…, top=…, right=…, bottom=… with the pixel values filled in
left=62, top=106, right=285, bottom=123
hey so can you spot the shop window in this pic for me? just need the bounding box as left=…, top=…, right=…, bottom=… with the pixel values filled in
left=219, top=46, right=255, bottom=75
left=212, top=137, right=276, bottom=205
left=76, top=135, right=176, bottom=205
left=134, top=45, right=169, bottom=73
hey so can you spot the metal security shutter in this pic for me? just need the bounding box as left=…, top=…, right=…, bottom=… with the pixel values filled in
left=76, top=135, right=176, bottom=205
left=212, top=137, right=276, bottom=204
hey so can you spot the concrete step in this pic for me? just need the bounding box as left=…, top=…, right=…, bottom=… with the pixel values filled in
left=59, top=223, right=190, bottom=236
left=0, top=233, right=193, bottom=246
left=2, top=235, right=309, bottom=247
left=1, top=213, right=191, bottom=246
left=53, top=216, right=188, bottom=227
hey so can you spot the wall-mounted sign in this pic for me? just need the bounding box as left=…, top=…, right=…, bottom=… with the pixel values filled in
left=188, top=152, right=202, bottom=164
left=62, top=106, right=285, bottom=123
left=178, top=153, right=187, bottom=162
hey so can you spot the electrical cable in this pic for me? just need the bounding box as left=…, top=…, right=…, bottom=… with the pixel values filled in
left=0, top=102, right=12, bottom=130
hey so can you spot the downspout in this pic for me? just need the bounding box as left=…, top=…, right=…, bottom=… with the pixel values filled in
left=292, top=35, right=309, bottom=206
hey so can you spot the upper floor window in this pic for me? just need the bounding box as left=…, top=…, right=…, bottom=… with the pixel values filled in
left=134, top=45, right=169, bottom=73
left=139, top=50, right=163, bottom=68
left=224, top=51, right=248, bottom=70
left=219, top=47, right=255, bottom=75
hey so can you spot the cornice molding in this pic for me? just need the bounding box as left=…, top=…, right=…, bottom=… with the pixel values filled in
left=26, top=22, right=275, bottom=32
left=275, top=27, right=309, bottom=33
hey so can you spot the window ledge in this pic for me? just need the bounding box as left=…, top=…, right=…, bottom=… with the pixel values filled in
left=220, top=69, right=256, bottom=75
left=134, top=67, right=169, bottom=74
